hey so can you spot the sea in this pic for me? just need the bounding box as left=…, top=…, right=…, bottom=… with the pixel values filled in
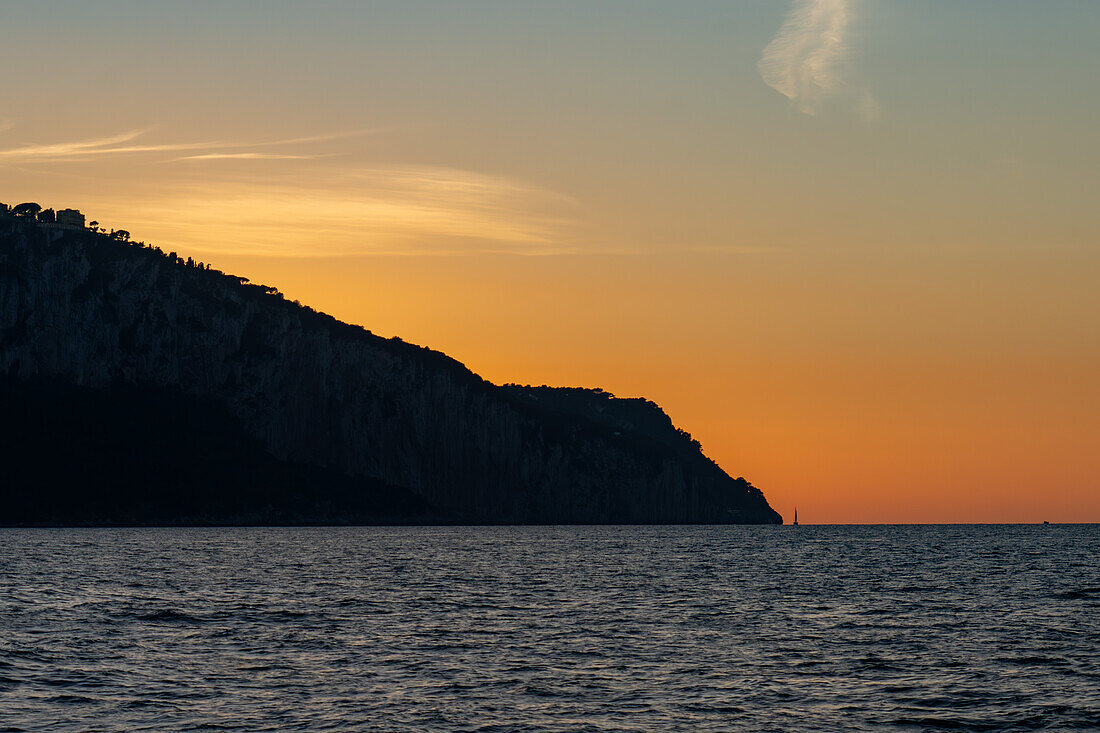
left=1, top=525, right=1097, bottom=732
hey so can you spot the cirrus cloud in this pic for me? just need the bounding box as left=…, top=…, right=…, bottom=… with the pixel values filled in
left=0, top=128, right=378, bottom=162
left=758, top=0, right=877, bottom=119
left=82, top=166, right=579, bottom=257
left=0, top=126, right=580, bottom=256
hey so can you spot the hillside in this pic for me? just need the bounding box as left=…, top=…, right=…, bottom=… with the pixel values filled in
left=0, top=211, right=781, bottom=525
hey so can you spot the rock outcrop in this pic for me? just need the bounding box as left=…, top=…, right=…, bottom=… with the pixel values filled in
left=0, top=216, right=781, bottom=525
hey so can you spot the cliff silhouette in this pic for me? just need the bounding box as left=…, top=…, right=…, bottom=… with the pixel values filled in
left=0, top=209, right=781, bottom=525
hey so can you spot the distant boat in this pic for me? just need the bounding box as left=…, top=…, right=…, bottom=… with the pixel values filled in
left=792, top=507, right=798, bottom=526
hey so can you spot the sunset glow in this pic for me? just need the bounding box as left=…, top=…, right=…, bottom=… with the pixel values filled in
left=2, top=1, right=1097, bottom=523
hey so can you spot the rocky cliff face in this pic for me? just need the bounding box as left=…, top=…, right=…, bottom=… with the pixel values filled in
left=0, top=218, right=781, bottom=524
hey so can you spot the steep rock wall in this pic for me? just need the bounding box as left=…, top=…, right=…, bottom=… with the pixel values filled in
left=0, top=220, right=781, bottom=524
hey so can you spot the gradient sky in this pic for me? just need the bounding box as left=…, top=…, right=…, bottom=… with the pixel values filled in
left=2, top=1, right=1098, bottom=523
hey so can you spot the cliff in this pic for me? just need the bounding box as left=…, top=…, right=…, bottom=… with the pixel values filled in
left=0, top=215, right=781, bottom=525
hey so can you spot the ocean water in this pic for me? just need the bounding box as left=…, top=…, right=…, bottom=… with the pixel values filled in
left=1, top=525, right=1097, bottom=732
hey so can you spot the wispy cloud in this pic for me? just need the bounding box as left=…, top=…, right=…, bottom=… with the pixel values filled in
left=0, top=128, right=377, bottom=162
left=0, top=129, right=156, bottom=159
left=83, top=166, right=578, bottom=257
left=2, top=125, right=581, bottom=255
left=758, top=0, right=877, bottom=118
left=175, top=153, right=323, bottom=161
left=252, top=130, right=396, bottom=147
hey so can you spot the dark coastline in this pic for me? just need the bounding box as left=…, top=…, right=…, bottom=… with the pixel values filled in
left=0, top=215, right=781, bottom=526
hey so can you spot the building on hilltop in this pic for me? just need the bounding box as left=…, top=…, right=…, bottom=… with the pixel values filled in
left=55, top=209, right=86, bottom=229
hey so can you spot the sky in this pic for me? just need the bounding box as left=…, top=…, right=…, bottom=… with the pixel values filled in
left=2, top=0, right=1098, bottom=523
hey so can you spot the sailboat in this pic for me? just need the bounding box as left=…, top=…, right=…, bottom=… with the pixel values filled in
left=792, top=507, right=798, bottom=526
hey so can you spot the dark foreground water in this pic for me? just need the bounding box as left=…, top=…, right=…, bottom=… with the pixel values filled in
left=1, top=525, right=1098, bottom=732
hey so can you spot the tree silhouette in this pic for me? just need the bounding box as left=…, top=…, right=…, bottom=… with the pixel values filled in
left=11, top=203, right=41, bottom=219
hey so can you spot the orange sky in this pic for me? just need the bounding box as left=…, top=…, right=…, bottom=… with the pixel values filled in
left=1, top=2, right=1098, bottom=522
left=198, top=249, right=1099, bottom=524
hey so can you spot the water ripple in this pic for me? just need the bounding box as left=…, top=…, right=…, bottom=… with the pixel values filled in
left=0, top=525, right=1097, bottom=731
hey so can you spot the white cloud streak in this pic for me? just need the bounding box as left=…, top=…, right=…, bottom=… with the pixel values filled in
left=0, top=126, right=579, bottom=255
left=0, top=128, right=377, bottom=162
left=0, top=129, right=154, bottom=159
left=82, top=166, right=578, bottom=257
left=758, top=0, right=876, bottom=117
left=175, top=153, right=322, bottom=161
